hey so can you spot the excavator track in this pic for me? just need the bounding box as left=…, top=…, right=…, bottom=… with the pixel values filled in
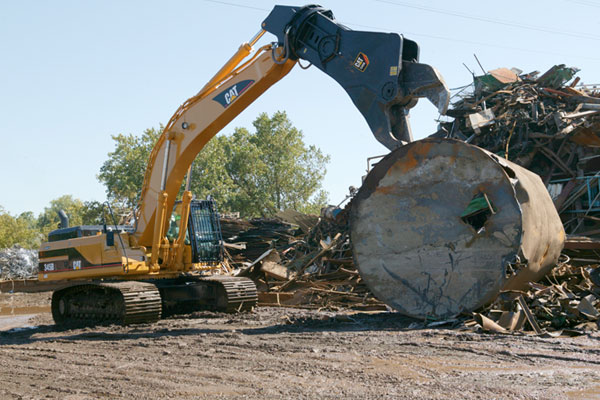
left=51, top=276, right=257, bottom=326
left=202, top=276, right=258, bottom=312
left=51, top=281, right=162, bottom=326
left=158, top=276, right=258, bottom=316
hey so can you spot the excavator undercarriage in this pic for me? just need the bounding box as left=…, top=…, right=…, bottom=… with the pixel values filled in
left=51, top=276, right=258, bottom=326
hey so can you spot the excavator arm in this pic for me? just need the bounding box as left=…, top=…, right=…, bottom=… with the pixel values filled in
left=133, top=4, right=450, bottom=268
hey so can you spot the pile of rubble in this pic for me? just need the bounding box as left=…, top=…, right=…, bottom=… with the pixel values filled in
left=222, top=64, right=600, bottom=332
left=223, top=210, right=600, bottom=334
left=468, top=261, right=600, bottom=336
left=0, top=246, right=38, bottom=280
left=224, top=208, right=600, bottom=334
left=223, top=210, right=385, bottom=311
left=437, top=64, right=600, bottom=237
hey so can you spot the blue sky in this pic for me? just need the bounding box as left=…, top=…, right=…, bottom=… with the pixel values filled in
left=1, top=0, right=599, bottom=215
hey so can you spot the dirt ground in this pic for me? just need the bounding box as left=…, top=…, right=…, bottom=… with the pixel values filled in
left=1, top=292, right=599, bottom=400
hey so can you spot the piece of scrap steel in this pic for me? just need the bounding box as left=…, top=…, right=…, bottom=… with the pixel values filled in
left=349, top=138, right=565, bottom=319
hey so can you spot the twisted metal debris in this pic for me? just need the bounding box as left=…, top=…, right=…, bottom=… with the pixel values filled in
left=0, top=247, right=38, bottom=280
left=437, top=64, right=600, bottom=237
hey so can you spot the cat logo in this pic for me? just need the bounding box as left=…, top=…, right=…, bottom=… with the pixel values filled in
left=213, top=80, right=255, bottom=108
left=353, top=52, right=369, bottom=72
left=224, top=86, right=239, bottom=104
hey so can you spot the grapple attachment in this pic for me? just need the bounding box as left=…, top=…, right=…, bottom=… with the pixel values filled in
left=263, top=4, right=450, bottom=149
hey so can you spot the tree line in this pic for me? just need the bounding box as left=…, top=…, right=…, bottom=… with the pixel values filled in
left=0, top=111, right=329, bottom=249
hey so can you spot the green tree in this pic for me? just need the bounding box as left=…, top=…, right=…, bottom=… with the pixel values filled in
left=37, top=196, right=122, bottom=236
left=98, top=127, right=161, bottom=210
left=80, top=200, right=128, bottom=226
left=217, top=126, right=271, bottom=216
left=209, top=111, right=330, bottom=216
left=0, top=198, right=123, bottom=249
left=0, top=207, right=41, bottom=249
left=249, top=111, right=329, bottom=215
left=188, top=135, right=237, bottom=208
left=97, top=112, right=329, bottom=218
left=37, top=195, right=87, bottom=235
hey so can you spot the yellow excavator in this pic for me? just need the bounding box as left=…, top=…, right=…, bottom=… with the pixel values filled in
left=38, top=4, right=450, bottom=325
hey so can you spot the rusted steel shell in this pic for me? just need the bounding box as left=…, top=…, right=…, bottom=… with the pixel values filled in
left=350, top=139, right=565, bottom=319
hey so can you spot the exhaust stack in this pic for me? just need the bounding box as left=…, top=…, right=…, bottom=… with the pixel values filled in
left=58, top=210, right=69, bottom=229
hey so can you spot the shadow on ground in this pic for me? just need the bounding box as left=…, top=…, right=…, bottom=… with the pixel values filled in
left=0, top=310, right=435, bottom=345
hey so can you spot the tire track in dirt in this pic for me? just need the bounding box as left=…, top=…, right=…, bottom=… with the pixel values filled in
left=1, top=301, right=599, bottom=399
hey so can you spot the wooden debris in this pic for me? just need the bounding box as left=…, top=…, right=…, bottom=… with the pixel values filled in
left=261, top=261, right=295, bottom=281
left=223, top=209, right=384, bottom=311
left=278, top=233, right=342, bottom=291
left=220, top=217, right=298, bottom=262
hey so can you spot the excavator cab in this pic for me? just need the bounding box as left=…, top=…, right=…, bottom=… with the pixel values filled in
left=188, top=200, right=224, bottom=263
left=167, top=199, right=224, bottom=264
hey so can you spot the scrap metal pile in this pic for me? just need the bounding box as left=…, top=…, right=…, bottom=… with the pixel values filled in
left=225, top=211, right=599, bottom=335
left=437, top=65, right=600, bottom=237
left=220, top=65, right=600, bottom=333
left=0, top=246, right=38, bottom=280
left=469, top=261, right=600, bottom=336
left=426, top=64, right=600, bottom=335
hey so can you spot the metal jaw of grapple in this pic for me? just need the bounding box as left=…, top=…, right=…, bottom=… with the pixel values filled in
left=263, top=4, right=450, bottom=150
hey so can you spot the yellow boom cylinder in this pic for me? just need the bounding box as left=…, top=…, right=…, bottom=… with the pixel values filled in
left=150, top=191, right=169, bottom=272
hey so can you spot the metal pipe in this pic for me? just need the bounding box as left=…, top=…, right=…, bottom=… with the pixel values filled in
left=350, top=138, right=565, bottom=319
left=173, top=191, right=193, bottom=268
left=198, top=39, right=255, bottom=95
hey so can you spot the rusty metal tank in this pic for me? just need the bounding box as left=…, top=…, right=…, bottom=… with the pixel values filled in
left=350, top=138, right=564, bottom=319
